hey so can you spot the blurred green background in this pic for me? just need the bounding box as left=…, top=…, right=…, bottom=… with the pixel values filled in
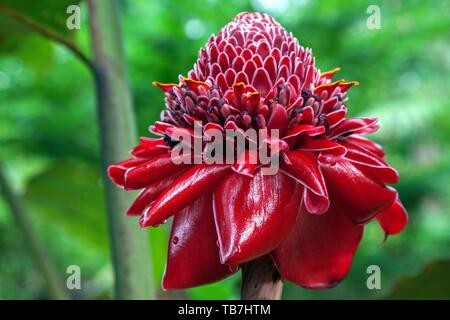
left=0, top=0, right=450, bottom=299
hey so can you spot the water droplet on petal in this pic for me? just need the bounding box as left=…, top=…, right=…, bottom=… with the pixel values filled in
left=172, top=236, right=179, bottom=245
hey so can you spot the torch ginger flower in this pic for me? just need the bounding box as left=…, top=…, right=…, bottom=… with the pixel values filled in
left=108, top=12, right=407, bottom=290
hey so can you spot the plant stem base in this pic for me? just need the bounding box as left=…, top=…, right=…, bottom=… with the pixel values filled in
left=241, top=255, right=283, bottom=300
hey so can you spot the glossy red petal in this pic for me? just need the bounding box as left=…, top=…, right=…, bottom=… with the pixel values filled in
left=321, top=160, right=397, bottom=225
left=345, top=135, right=385, bottom=158
left=353, top=163, right=399, bottom=185
left=326, top=109, right=347, bottom=129
left=124, top=153, right=190, bottom=190
left=152, top=81, right=179, bottom=92
left=272, top=203, right=363, bottom=289
left=341, top=141, right=389, bottom=166
left=130, top=138, right=169, bottom=159
left=376, top=194, right=408, bottom=236
left=341, top=141, right=398, bottom=184
left=281, top=150, right=329, bottom=215
left=182, top=77, right=210, bottom=92
left=299, top=139, right=347, bottom=165
left=213, top=170, right=303, bottom=265
left=313, top=80, right=342, bottom=96
left=252, top=68, right=272, bottom=96
left=126, top=172, right=184, bottom=216
left=232, top=149, right=259, bottom=177
left=162, top=193, right=234, bottom=289
left=284, top=124, right=325, bottom=140
left=329, top=117, right=378, bottom=139
left=267, top=103, right=288, bottom=133
left=140, top=164, right=231, bottom=227
left=107, top=158, right=147, bottom=188
left=319, top=67, right=341, bottom=81
left=149, top=121, right=175, bottom=135
left=338, top=81, right=359, bottom=93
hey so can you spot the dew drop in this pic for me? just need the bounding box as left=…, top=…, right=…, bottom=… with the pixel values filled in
left=172, top=236, right=179, bottom=245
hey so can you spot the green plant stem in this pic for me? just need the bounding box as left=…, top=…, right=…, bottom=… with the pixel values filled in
left=87, top=0, right=154, bottom=299
left=0, top=163, right=68, bottom=300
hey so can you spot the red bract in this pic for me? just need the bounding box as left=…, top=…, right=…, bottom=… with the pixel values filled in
left=108, top=12, right=407, bottom=290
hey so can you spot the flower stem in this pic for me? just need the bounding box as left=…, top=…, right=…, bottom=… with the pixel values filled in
left=87, top=0, right=155, bottom=299
left=241, top=255, right=283, bottom=300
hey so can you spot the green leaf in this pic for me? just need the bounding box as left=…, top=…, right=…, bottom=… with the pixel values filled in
left=24, top=161, right=109, bottom=251
left=0, top=0, right=80, bottom=38
left=386, top=259, right=450, bottom=299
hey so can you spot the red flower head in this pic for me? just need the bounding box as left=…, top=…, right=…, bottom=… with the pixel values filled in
left=108, top=12, right=407, bottom=290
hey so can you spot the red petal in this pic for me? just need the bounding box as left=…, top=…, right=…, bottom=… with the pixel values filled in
left=263, top=56, right=277, bottom=83
left=319, top=67, right=341, bottom=81
left=299, top=139, right=347, bottom=165
left=256, top=41, right=271, bottom=59
left=301, top=106, right=314, bottom=124
left=326, top=109, right=347, bottom=129
left=353, top=163, right=399, bottom=185
left=376, top=194, right=408, bottom=236
left=329, top=117, right=378, bottom=139
left=216, top=73, right=228, bottom=92
left=162, top=193, right=234, bottom=289
left=182, top=78, right=210, bottom=92
left=232, top=150, right=259, bottom=177
left=252, top=68, right=272, bottom=96
left=124, top=153, right=190, bottom=190
left=345, top=136, right=385, bottom=158
left=213, top=171, right=303, bottom=264
left=149, top=121, right=175, bottom=135
left=130, top=138, right=169, bottom=159
left=284, top=124, right=325, bottom=140
left=107, top=158, right=147, bottom=188
left=281, top=150, right=329, bottom=215
left=321, top=160, right=396, bottom=224
left=314, top=80, right=342, bottom=96
left=243, top=60, right=257, bottom=79
left=272, top=203, right=363, bottom=289
left=341, top=141, right=398, bottom=184
left=152, top=82, right=179, bottom=93
left=232, top=56, right=245, bottom=72
left=126, top=171, right=184, bottom=216
left=267, top=103, right=288, bottom=133
left=140, top=164, right=231, bottom=227
left=338, top=81, right=359, bottom=93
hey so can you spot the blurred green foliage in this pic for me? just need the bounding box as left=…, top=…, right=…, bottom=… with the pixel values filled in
left=0, top=0, right=449, bottom=299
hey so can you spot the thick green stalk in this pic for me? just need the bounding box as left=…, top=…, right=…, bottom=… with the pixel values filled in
left=87, top=0, right=154, bottom=299
left=0, top=163, right=68, bottom=300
